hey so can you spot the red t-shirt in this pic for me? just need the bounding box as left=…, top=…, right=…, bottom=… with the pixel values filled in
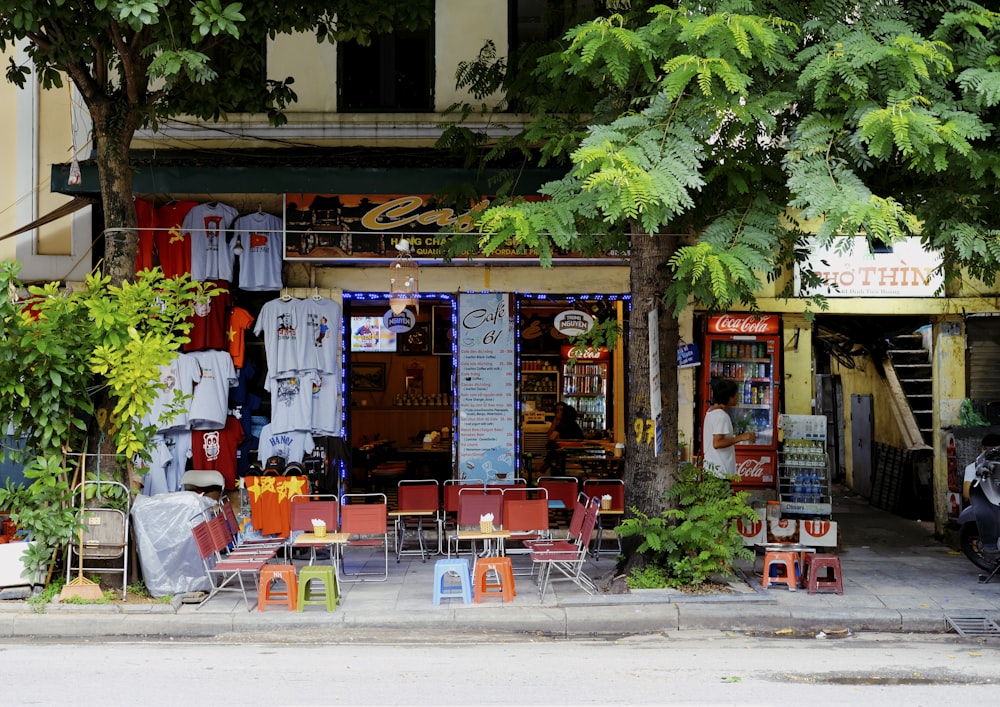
left=183, top=281, right=231, bottom=352
left=155, top=200, right=198, bottom=278
left=226, top=306, right=255, bottom=369
left=192, top=415, right=245, bottom=491
left=134, top=198, right=158, bottom=272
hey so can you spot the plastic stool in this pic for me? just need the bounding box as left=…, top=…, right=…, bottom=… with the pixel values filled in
left=806, top=554, right=844, bottom=594
left=258, top=564, right=298, bottom=611
left=297, top=565, right=338, bottom=611
left=762, top=550, right=799, bottom=591
left=473, top=556, right=516, bottom=603
left=432, top=558, right=473, bottom=605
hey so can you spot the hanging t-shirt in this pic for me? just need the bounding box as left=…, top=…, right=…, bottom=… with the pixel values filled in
left=310, top=372, right=342, bottom=436
left=137, top=433, right=175, bottom=497
left=231, top=211, right=284, bottom=291
left=254, top=296, right=307, bottom=378
left=266, top=371, right=318, bottom=434
left=226, top=306, right=255, bottom=369
left=188, top=350, right=238, bottom=430
left=185, top=201, right=239, bottom=282
left=257, top=423, right=314, bottom=465
left=192, top=415, right=245, bottom=491
left=301, top=296, right=343, bottom=375
left=134, top=198, right=158, bottom=273
left=142, top=353, right=202, bottom=432
left=183, top=281, right=231, bottom=352
left=154, top=200, right=198, bottom=278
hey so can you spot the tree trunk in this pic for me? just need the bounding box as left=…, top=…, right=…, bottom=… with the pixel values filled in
left=90, top=102, right=139, bottom=287
left=620, top=222, right=681, bottom=571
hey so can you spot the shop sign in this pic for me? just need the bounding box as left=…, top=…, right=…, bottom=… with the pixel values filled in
left=282, top=193, right=626, bottom=263
left=553, top=310, right=594, bottom=337
left=382, top=309, right=416, bottom=333
left=677, top=343, right=700, bottom=369
left=796, top=235, right=943, bottom=297
left=707, top=313, right=780, bottom=335
left=560, top=345, right=610, bottom=361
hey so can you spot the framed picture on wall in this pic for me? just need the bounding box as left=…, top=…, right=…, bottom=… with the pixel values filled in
left=401, top=324, right=430, bottom=354
left=351, top=362, right=386, bottom=391
left=432, top=306, right=453, bottom=355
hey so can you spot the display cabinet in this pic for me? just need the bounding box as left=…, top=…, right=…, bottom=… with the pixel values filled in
left=778, top=438, right=832, bottom=517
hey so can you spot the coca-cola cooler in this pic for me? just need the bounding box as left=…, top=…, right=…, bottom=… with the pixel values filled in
left=700, top=313, right=782, bottom=489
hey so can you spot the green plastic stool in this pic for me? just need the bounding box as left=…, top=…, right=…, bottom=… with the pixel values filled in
left=297, top=565, right=338, bottom=611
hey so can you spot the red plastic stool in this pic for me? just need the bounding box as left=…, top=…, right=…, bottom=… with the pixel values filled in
left=761, top=550, right=799, bottom=591
left=473, top=557, right=516, bottom=603
left=805, top=554, right=843, bottom=594
left=258, top=564, right=298, bottom=611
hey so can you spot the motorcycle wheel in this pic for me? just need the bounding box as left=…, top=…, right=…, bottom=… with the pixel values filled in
left=960, top=522, right=997, bottom=572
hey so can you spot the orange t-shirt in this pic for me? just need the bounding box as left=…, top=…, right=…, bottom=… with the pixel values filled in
left=227, top=306, right=255, bottom=369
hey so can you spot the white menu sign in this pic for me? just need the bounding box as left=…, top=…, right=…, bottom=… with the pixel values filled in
left=457, top=293, right=517, bottom=483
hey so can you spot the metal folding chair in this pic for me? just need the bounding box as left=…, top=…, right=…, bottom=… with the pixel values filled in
left=191, top=515, right=269, bottom=611
left=339, top=493, right=389, bottom=582
left=447, top=487, right=503, bottom=558
left=65, top=480, right=130, bottom=600
left=581, top=479, right=625, bottom=558
left=527, top=497, right=601, bottom=600
left=391, top=479, right=440, bottom=562
left=288, top=494, right=340, bottom=564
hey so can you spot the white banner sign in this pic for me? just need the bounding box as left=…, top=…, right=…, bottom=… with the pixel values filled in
left=796, top=236, right=943, bottom=297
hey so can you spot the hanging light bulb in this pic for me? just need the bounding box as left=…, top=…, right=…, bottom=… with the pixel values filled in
left=388, top=239, right=419, bottom=315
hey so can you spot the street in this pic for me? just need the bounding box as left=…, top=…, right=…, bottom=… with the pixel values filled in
left=2, top=630, right=998, bottom=705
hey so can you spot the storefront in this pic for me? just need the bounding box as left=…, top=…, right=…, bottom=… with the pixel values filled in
left=123, top=189, right=631, bottom=500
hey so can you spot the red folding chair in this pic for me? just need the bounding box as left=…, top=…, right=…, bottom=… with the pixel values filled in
left=392, top=479, right=440, bottom=562
left=581, top=479, right=625, bottom=558
left=339, top=493, right=389, bottom=582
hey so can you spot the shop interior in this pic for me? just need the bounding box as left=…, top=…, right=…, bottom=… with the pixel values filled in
left=345, top=295, right=627, bottom=493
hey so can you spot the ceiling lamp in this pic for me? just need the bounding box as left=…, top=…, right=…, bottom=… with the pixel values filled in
left=388, top=239, right=419, bottom=315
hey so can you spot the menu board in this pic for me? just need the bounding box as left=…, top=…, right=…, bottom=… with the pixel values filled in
left=457, top=293, right=517, bottom=483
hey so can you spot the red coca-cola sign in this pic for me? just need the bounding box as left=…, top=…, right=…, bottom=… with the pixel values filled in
left=708, top=313, right=780, bottom=335
left=734, top=452, right=775, bottom=485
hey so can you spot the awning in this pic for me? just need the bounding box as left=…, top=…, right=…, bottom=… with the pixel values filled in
left=0, top=196, right=93, bottom=243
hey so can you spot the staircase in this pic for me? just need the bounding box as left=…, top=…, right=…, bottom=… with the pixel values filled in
left=885, top=331, right=933, bottom=447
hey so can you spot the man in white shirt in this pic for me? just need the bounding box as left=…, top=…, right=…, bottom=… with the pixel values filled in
left=702, top=378, right=756, bottom=478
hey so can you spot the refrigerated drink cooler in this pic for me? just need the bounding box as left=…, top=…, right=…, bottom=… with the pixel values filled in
left=700, top=313, right=782, bottom=488
left=561, top=345, right=610, bottom=435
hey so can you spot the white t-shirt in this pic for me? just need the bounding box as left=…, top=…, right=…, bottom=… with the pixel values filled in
left=265, top=371, right=318, bottom=434
left=254, top=297, right=307, bottom=378
left=142, top=353, right=202, bottom=432
left=702, top=407, right=736, bottom=478
left=185, top=201, right=239, bottom=282
left=310, top=372, right=342, bottom=436
left=187, top=350, right=238, bottom=430
left=301, top=297, right=342, bottom=374
left=231, top=211, right=283, bottom=291
left=257, top=424, right=314, bottom=464
left=138, top=430, right=192, bottom=496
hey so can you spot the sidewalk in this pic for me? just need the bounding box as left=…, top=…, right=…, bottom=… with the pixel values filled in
left=2, top=487, right=999, bottom=640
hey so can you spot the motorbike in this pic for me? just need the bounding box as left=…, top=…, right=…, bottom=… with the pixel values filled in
left=958, top=447, right=1000, bottom=580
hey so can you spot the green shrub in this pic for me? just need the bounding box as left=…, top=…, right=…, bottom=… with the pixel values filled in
left=617, top=461, right=757, bottom=588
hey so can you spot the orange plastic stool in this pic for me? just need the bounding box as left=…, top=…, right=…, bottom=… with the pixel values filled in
left=473, top=557, right=516, bottom=603
left=762, top=551, right=799, bottom=591
left=257, top=564, right=298, bottom=611
left=805, top=554, right=843, bottom=594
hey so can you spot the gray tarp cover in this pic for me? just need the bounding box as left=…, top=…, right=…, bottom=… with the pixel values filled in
left=130, top=492, right=215, bottom=597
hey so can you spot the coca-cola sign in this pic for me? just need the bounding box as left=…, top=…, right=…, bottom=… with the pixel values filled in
left=734, top=454, right=775, bottom=485
left=708, top=313, right=780, bottom=335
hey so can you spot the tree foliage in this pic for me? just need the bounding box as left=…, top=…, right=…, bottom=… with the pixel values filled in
left=0, top=0, right=435, bottom=283
left=439, top=1, right=1000, bottom=574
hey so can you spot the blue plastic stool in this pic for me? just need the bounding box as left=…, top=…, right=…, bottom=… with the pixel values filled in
left=432, top=558, right=473, bottom=605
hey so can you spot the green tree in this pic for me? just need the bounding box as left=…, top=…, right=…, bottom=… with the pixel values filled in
left=444, top=0, right=1000, bottom=569
left=0, top=0, right=433, bottom=285
left=0, top=261, right=209, bottom=579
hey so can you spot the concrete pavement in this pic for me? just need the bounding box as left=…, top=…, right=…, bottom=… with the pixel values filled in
left=2, top=487, right=999, bottom=640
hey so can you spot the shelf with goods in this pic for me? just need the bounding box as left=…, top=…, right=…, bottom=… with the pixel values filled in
left=562, top=360, right=608, bottom=433
left=521, top=360, right=560, bottom=415
left=778, top=438, right=832, bottom=517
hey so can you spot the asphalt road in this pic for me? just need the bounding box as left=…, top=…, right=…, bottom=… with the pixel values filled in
left=3, top=630, right=999, bottom=705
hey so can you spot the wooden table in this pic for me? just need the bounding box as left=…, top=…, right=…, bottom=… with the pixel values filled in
left=293, top=531, right=349, bottom=567
left=454, top=529, right=511, bottom=558
left=387, top=509, right=439, bottom=560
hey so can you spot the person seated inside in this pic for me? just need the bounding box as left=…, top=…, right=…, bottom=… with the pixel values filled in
left=541, top=402, right=585, bottom=473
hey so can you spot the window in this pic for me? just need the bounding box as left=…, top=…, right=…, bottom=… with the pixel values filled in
left=338, top=27, right=434, bottom=112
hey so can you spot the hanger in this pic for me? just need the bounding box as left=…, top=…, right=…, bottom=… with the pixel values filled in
left=312, top=287, right=323, bottom=302
left=280, top=288, right=293, bottom=302
left=257, top=202, right=264, bottom=214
